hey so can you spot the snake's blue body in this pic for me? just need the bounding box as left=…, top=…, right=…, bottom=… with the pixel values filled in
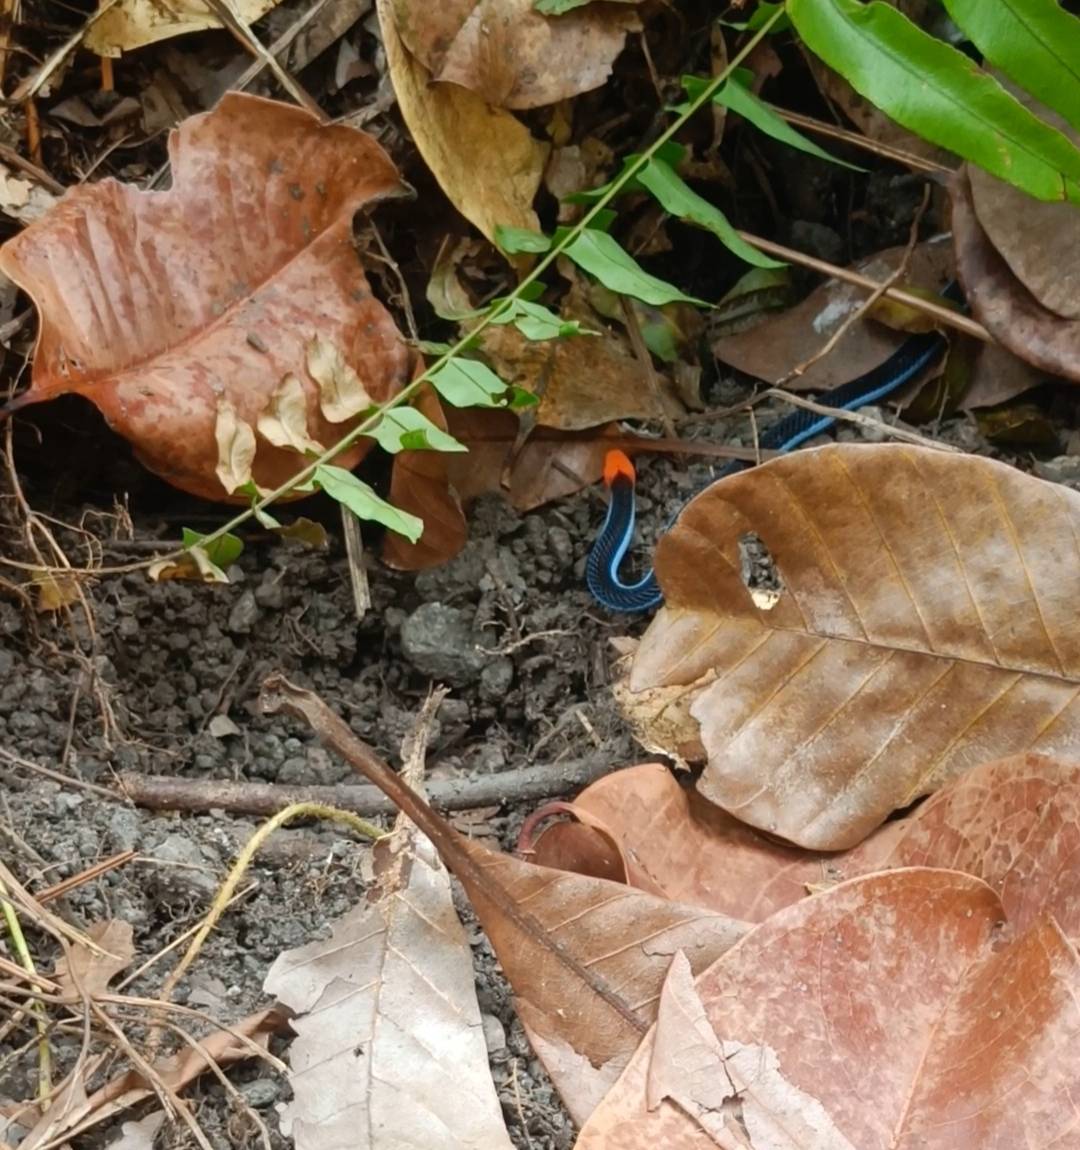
left=586, top=315, right=953, bottom=613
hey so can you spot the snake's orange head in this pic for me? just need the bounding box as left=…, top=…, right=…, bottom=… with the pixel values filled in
left=603, top=449, right=636, bottom=488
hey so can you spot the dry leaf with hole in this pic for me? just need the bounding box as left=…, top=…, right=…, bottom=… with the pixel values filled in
left=391, top=0, right=642, bottom=109
left=0, top=93, right=410, bottom=501
left=377, top=0, right=547, bottom=245
left=265, top=813, right=513, bottom=1148
left=624, top=443, right=1080, bottom=850
left=577, top=869, right=1080, bottom=1149
left=712, top=240, right=953, bottom=391
left=952, top=169, right=1080, bottom=382
left=85, top=0, right=283, bottom=54
left=526, top=754, right=1080, bottom=938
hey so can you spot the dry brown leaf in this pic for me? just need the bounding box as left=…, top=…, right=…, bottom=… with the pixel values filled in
left=969, top=165, right=1080, bottom=321
left=381, top=385, right=468, bottom=571
left=958, top=338, right=1047, bottom=410
left=261, top=675, right=750, bottom=1126
left=0, top=93, right=410, bottom=501
left=625, top=443, right=1080, bottom=850
left=391, top=0, right=641, bottom=109
left=479, top=318, right=681, bottom=430
left=377, top=0, right=548, bottom=244
left=54, top=920, right=134, bottom=998
left=19, top=1008, right=286, bottom=1148
left=265, top=819, right=513, bottom=1147
left=85, top=0, right=282, bottom=54
left=527, top=754, right=1080, bottom=939
left=712, top=240, right=953, bottom=391
left=952, top=169, right=1080, bottom=382
left=577, top=870, right=1080, bottom=1149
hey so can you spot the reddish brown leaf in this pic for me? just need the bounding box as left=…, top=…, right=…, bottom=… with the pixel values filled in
left=952, top=169, right=1080, bottom=383
left=381, top=386, right=468, bottom=571
left=577, top=870, right=1080, bottom=1150
left=528, top=754, right=1080, bottom=940
left=625, top=443, right=1080, bottom=850
left=259, top=675, right=750, bottom=1126
left=0, top=94, right=410, bottom=500
left=391, top=0, right=641, bottom=110
left=712, top=241, right=952, bottom=392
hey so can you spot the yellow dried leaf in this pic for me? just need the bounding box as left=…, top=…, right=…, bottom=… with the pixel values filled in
left=85, top=0, right=283, bottom=55
left=257, top=373, right=323, bottom=454
left=31, top=569, right=80, bottom=612
left=376, top=0, right=548, bottom=245
left=214, top=398, right=256, bottom=495
left=307, top=336, right=372, bottom=423
left=148, top=548, right=229, bottom=584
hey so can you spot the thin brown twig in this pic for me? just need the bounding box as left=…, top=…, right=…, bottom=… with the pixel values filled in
left=736, top=230, right=989, bottom=342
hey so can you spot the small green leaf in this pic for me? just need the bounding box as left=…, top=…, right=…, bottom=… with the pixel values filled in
left=367, top=407, right=467, bottom=454
left=560, top=228, right=707, bottom=306
left=941, top=0, right=1080, bottom=132
left=314, top=464, right=424, bottom=542
left=182, top=527, right=243, bottom=569
left=428, top=358, right=510, bottom=407
left=509, top=386, right=540, bottom=410
left=636, top=157, right=786, bottom=269
left=490, top=298, right=595, bottom=341
left=534, top=0, right=589, bottom=11
left=494, top=224, right=552, bottom=254
left=681, top=72, right=862, bottom=171
left=415, top=339, right=454, bottom=356
left=787, top=0, right=1080, bottom=202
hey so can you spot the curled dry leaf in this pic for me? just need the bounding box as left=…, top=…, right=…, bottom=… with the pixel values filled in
left=391, top=0, right=641, bottom=109
left=85, top=0, right=283, bottom=54
left=577, top=870, right=1080, bottom=1150
left=260, top=674, right=750, bottom=1126
left=953, top=169, right=1080, bottom=382
left=377, top=0, right=548, bottom=245
left=625, top=443, right=1080, bottom=850
left=0, top=93, right=410, bottom=500
left=265, top=811, right=513, bottom=1148
left=528, top=754, right=1080, bottom=940
left=712, top=239, right=953, bottom=391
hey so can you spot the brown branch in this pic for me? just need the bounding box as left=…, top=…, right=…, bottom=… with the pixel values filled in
left=119, top=756, right=612, bottom=819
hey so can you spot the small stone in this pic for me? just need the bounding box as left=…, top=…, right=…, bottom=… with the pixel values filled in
left=226, top=589, right=260, bottom=634
left=481, top=1012, right=507, bottom=1060
left=254, top=578, right=285, bottom=610
left=547, top=526, right=574, bottom=569
left=149, top=834, right=219, bottom=901
left=208, top=714, right=241, bottom=738
left=1035, top=455, right=1080, bottom=488
left=479, top=657, right=514, bottom=701
left=240, top=1078, right=280, bottom=1109
left=400, top=603, right=490, bottom=685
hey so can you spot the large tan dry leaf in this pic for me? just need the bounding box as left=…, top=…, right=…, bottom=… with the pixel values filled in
left=260, top=675, right=750, bottom=1127
left=527, top=754, right=1080, bottom=938
left=712, top=240, right=953, bottom=392
left=264, top=828, right=513, bottom=1148
left=377, top=0, right=547, bottom=244
left=390, top=0, right=641, bottom=110
left=626, top=443, right=1080, bottom=851
left=577, top=870, right=1080, bottom=1150
left=0, top=93, right=410, bottom=501
left=85, top=1, right=282, bottom=54
left=952, top=170, right=1080, bottom=382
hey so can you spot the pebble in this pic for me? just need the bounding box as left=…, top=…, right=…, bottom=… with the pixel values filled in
left=400, top=603, right=491, bottom=685
left=108, top=809, right=142, bottom=852
left=150, top=834, right=220, bottom=901
left=226, top=589, right=260, bottom=634
left=480, top=657, right=514, bottom=701
left=1035, top=455, right=1080, bottom=488
left=240, top=1078, right=280, bottom=1108
left=481, top=1012, right=508, bottom=1060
